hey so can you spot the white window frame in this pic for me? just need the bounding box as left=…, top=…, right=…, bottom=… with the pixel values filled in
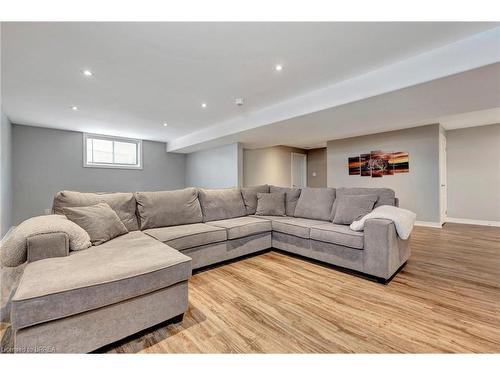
left=83, top=133, right=143, bottom=170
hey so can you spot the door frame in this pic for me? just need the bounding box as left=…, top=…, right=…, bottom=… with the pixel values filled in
left=439, top=132, right=447, bottom=226
left=291, top=152, right=307, bottom=188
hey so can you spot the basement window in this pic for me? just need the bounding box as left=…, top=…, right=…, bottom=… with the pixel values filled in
left=84, top=133, right=142, bottom=169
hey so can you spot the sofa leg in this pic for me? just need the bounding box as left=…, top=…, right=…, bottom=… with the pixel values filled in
left=170, top=313, right=184, bottom=324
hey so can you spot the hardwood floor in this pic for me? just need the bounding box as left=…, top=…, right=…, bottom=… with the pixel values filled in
left=2, top=223, right=500, bottom=353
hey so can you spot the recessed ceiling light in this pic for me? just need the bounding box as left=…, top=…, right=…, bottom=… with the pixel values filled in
left=82, top=69, right=93, bottom=77
left=163, top=123, right=168, bottom=127
left=201, top=103, right=207, bottom=108
left=70, top=105, right=78, bottom=111
left=275, top=64, right=283, bottom=71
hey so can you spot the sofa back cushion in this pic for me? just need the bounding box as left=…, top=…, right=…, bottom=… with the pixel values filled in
left=135, top=187, right=203, bottom=230
left=255, top=192, right=286, bottom=216
left=293, top=187, right=336, bottom=221
left=331, top=187, right=396, bottom=220
left=269, top=186, right=301, bottom=216
left=53, top=191, right=139, bottom=231
left=241, top=185, right=270, bottom=214
left=198, top=188, right=247, bottom=222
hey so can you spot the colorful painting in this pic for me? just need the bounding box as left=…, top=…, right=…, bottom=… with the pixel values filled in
left=360, top=153, right=371, bottom=177
left=348, top=156, right=361, bottom=175
left=369, top=151, right=384, bottom=178
left=348, top=151, right=409, bottom=177
left=391, top=151, right=410, bottom=173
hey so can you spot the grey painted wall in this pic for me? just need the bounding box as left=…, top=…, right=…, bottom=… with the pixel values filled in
left=0, top=112, right=13, bottom=237
left=186, top=143, right=242, bottom=188
left=243, top=146, right=306, bottom=187
left=12, top=125, right=186, bottom=224
left=307, top=148, right=327, bottom=188
left=327, top=124, right=440, bottom=222
left=446, top=123, right=500, bottom=221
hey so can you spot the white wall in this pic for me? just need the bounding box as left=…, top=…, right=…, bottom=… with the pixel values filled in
left=446, top=123, right=500, bottom=223
left=243, top=146, right=306, bottom=187
left=0, top=112, right=13, bottom=237
left=186, top=143, right=242, bottom=188
left=12, top=125, right=186, bottom=225
left=327, top=124, right=441, bottom=223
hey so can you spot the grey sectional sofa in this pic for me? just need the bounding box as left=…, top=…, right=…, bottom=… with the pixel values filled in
left=7, top=185, right=410, bottom=353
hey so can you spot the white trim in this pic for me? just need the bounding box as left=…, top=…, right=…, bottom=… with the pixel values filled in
left=439, top=131, right=447, bottom=225
left=415, top=221, right=443, bottom=228
left=1, top=226, right=16, bottom=245
left=445, top=217, right=500, bottom=227
left=83, top=133, right=143, bottom=170
left=167, top=27, right=500, bottom=152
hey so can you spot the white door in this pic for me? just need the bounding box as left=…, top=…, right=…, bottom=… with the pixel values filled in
left=439, top=132, right=447, bottom=225
left=291, top=153, right=307, bottom=188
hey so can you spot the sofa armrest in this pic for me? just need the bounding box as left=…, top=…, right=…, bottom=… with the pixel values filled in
left=362, top=218, right=410, bottom=280
left=27, top=232, right=69, bottom=263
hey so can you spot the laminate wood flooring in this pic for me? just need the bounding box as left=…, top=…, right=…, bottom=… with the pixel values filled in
left=1, top=223, right=499, bottom=353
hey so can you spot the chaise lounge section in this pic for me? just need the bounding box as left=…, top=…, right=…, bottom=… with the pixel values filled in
left=11, top=231, right=191, bottom=353
left=4, top=185, right=411, bottom=353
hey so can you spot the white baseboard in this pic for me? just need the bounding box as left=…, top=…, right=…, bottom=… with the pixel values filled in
left=445, top=217, right=500, bottom=227
left=415, top=221, right=443, bottom=228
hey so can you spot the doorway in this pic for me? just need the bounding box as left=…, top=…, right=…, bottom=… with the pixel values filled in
left=291, top=153, right=307, bottom=188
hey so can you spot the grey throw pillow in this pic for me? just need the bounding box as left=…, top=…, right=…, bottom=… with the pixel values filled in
left=332, top=195, right=378, bottom=225
left=63, top=203, right=128, bottom=245
left=293, top=187, right=335, bottom=221
left=241, top=185, right=270, bottom=214
left=53, top=190, right=139, bottom=231
left=269, top=186, right=301, bottom=216
left=330, top=187, right=395, bottom=220
left=255, top=193, right=286, bottom=216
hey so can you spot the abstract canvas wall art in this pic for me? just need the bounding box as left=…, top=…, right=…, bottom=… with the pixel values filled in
left=348, top=151, right=409, bottom=177
left=360, top=153, right=371, bottom=176
left=391, top=151, right=410, bottom=173
left=369, top=151, right=384, bottom=177
left=348, top=156, right=361, bottom=175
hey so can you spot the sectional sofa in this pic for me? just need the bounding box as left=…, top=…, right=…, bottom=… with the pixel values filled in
left=7, top=185, right=410, bottom=353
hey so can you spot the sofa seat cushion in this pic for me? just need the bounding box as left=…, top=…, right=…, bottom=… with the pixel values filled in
left=249, top=214, right=294, bottom=221
left=271, top=217, right=329, bottom=239
left=144, top=223, right=227, bottom=250
left=207, top=216, right=272, bottom=240
left=11, top=231, right=191, bottom=330
left=310, top=223, right=364, bottom=250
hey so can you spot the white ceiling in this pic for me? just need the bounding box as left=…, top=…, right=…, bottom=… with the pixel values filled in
left=217, top=64, right=500, bottom=150
left=1, top=22, right=499, bottom=152
left=437, top=108, right=500, bottom=130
